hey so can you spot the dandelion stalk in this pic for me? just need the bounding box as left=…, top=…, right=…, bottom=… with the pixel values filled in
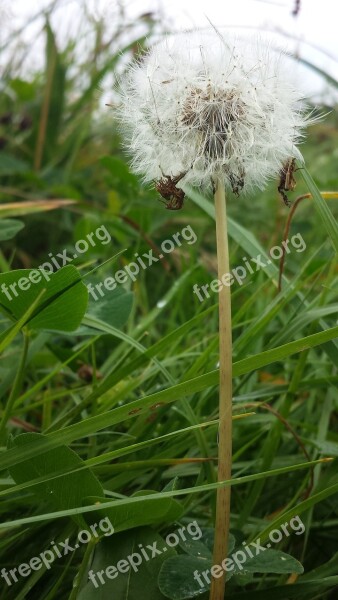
left=210, top=178, right=232, bottom=600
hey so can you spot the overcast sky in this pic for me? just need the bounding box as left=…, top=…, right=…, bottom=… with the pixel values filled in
left=2, top=0, right=338, bottom=102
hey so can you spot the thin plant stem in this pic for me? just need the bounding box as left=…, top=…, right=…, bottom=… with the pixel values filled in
left=210, top=178, right=232, bottom=600
left=69, top=535, right=98, bottom=600
left=278, top=194, right=308, bottom=292
left=0, top=329, right=30, bottom=444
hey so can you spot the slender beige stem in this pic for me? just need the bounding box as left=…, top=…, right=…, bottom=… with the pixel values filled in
left=209, top=178, right=232, bottom=600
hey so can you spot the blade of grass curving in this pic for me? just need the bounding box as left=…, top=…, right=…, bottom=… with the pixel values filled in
left=300, top=167, right=338, bottom=253
left=253, top=479, right=338, bottom=546
left=0, top=459, right=331, bottom=529
left=0, top=289, right=46, bottom=353
left=13, top=336, right=100, bottom=407
left=187, top=185, right=338, bottom=368
left=0, top=419, right=221, bottom=498
left=46, top=269, right=202, bottom=431
left=0, top=324, right=337, bottom=471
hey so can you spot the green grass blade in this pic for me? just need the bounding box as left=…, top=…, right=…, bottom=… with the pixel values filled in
left=301, top=167, right=338, bottom=253
left=0, top=459, right=330, bottom=529
left=0, top=324, right=337, bottom=471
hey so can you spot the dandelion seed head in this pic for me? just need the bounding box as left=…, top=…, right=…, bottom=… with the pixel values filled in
left=117, top=30, right=313, bottom=195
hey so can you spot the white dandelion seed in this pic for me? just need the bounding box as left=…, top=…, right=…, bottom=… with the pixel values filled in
left=116, top=29, right=314, bottom=197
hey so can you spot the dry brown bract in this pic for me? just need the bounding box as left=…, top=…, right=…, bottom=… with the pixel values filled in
left=155, top=171, right=186, bottom=210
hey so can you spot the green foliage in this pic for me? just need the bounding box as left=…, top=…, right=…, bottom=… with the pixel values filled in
left=0, top=265, right=89, bottom=332
left=9, top=433, right=103, bottom=528
left=78, top=528, right=176, bottom=600
left=0, top=3, right=337, bottom=600
left=0, top=218, right=25, bottom=240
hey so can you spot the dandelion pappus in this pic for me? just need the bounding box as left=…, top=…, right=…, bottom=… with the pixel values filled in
left=278, top=158, right=297, bottom=207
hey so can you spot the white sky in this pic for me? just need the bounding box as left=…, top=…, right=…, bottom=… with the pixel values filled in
left=2, top=0, right=338, bottom=103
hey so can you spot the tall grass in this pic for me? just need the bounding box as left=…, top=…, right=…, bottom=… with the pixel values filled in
left=0, top=3, right=337, bottom=599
